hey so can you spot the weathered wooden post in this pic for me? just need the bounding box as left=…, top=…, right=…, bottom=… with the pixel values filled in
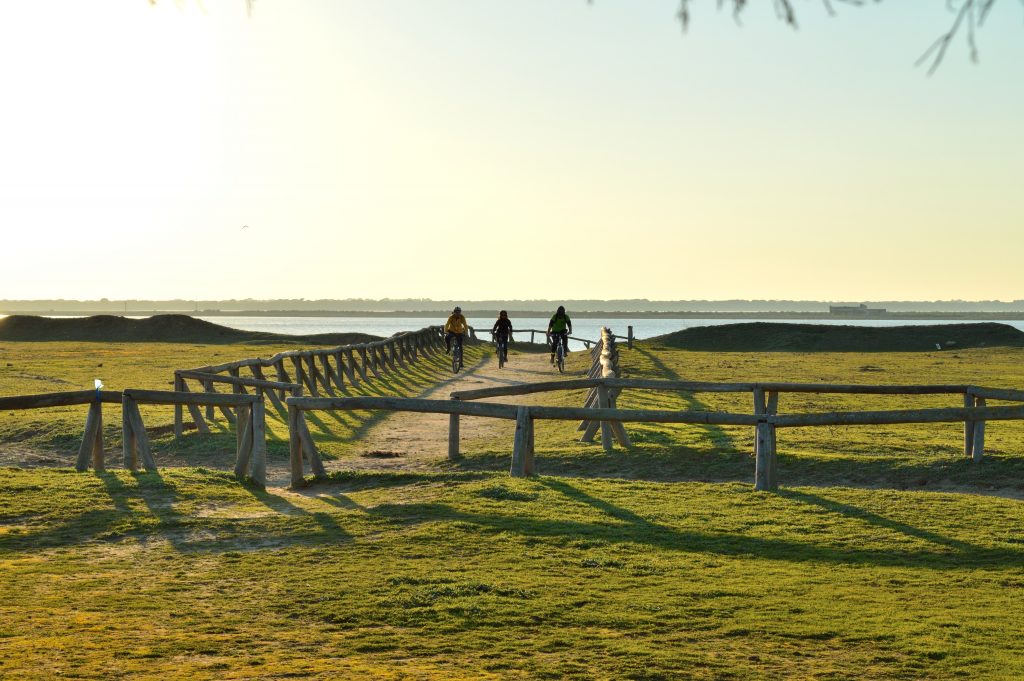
left=121, top=393, right=156, bottom=472
left=76, top=400, right=104, bottom=472
left=250, top=399, right=267, bottom=487
left=510, top=406, right=530, bottom=477
left=597, top=383, right=614, bottom=453
left=964, top=392, right=976, bottom=458
left=972, top=397, right=986, bottom=463
left=627, top=325, right=634, bottom=349
left=202, top=377, right=216, bottom=421
left=766, top=391, right=779, bottom=487
left=122, top=394, right=138, bottom=471
left=288, top=403, right=304, bottom=488
left=274, top=360, right=291, bottom=400
left=233, top=403, right=252, bottom=479
left=91, top=400, right=105, bottom=471
left=754, top=419, right=776, bottom=491
left=448, top=399, right=461, bottom=460
left=173, top=373, right=184, bottom=438
left=753, top=387, right=776, bottom=491
left=524, top=414, right=536, bottom=476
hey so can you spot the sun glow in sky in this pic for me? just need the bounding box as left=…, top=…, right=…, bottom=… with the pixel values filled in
left=1, top=1, right=1022, bottom=301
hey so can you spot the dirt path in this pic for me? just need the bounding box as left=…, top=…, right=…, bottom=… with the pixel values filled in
left=324, top=347, right=573, bottom=474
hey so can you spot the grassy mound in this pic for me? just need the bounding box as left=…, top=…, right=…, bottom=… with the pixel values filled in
left=649, top=321, right=1024, bottom=352
left=0, top=314, right=380, bottom=345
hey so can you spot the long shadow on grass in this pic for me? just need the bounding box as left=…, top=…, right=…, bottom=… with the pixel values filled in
left=776, top=488, right=980, bottom=554
left=0, top=471, right=188, bottom=552
left=629, top=347, right=742, bottom=455
left=363, top=479, right=1023, bottom=569
left=238, top=485, right=353, bottom=544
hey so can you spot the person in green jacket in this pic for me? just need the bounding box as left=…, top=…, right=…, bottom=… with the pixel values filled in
left=546, top=305, right=572, bottom=364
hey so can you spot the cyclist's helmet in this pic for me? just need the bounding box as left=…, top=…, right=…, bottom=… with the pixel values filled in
left=454, top=306, right=462, bottom=313
left=557, top=305, right=565, bottom=314
left=499, top=310, right=508, bottom=318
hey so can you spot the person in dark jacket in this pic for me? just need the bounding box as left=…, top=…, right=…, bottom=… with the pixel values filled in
left=491, top=310, right=513, bottom=363
left=547, top=305, right=572, bottom=364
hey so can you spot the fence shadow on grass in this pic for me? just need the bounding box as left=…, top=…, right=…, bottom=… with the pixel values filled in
left=362, top=476, right=1024, bottom=570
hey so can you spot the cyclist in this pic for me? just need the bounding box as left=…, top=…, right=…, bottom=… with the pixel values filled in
left=444, top=306, right=469, bottom=367
left=546, top=305, right=572, bottom=365
left=491, top=310, right=513, bottom=363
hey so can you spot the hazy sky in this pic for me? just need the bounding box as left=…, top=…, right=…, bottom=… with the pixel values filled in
left=1, top=1, right=1021, bottom=301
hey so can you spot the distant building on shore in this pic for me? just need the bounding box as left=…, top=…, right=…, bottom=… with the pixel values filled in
left=829, top=303, right=887, bottom=315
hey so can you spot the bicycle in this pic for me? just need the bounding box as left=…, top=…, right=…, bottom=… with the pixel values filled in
left=493, top=334, right=510, bottom=369
left=548, top=333, right=566, bottom=374
left=451, top=340, right=464, bottom=374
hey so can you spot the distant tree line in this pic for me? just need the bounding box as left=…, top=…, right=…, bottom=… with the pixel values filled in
left=5, top=299, right=1024, bottom=314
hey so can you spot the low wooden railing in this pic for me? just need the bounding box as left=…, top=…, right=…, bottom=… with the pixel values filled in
left=0, top=388, right=267, bottom=485
left=444, top=377, right=1024, bottom=490
left=0, top=390, right=122, bottom=472
left=173, top=325, right=446, bottom=434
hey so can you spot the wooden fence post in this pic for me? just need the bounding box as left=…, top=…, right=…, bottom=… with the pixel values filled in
left=177, top=380, right=211, bottom=434
left=510, top=406, right=530, bottom=477
left=233, top=404, right=253, bottom=479
left=448, top=399, right=461, bottom=460
left=122, top=394, right=138, bottom=471
left=627, top=325, right=634, bottom=349
left=964, top=392, right=976, bottom=458
left=766, top=391, right=779, bottom=488
left=76, top=401, right=103, bottom=472
left=173, top=373, right=184, bottom=438
left=126, top=398, right=157, bottom=472
left=754, top=420, right=776, bottom=491
left=298, top=413, right=326, bottom=479
left=251, top=399, right=267, bottom=488
left=524, top=415, right=536, bottom=476
left=972, top=397, right=986, bottom=463
left=202, top=377, right=216, bottom=421
left=597, top=383, right=614, bottom=453
left=753, top=387, right=777, bottom=491
left=288, top=404, right=304, bottom=488
left=274, top=360, right=291, bottom=400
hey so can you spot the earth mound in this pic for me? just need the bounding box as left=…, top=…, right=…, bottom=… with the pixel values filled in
left=0, top=314, right=381, bottom=345
left=648, top=322, right=1024, bottom=352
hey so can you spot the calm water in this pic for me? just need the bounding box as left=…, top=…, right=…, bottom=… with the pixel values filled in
left=196, top=316, right=1024, bottom=352
left=4, top=314, right=1021, bottom=352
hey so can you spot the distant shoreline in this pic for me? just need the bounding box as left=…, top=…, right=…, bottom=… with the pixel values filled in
left=4, top=310, right=1024, bottom=321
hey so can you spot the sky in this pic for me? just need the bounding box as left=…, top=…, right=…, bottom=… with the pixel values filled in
left=0, top=1, right=1022, bottom=302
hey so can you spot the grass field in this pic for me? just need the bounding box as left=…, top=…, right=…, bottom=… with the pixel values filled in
left=2, top=338, right=1024, bottom=678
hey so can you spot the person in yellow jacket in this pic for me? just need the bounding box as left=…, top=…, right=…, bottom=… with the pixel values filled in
left=444, top=306, right=469, bottom=363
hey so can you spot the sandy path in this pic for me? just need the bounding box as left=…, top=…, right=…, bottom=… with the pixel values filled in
left=324, top=347, right=575, bottom=473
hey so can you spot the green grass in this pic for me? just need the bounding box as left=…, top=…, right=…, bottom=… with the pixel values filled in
left=2, top=340, right=1024, bottom=678
left=2, top=468, right=1024, bottom=679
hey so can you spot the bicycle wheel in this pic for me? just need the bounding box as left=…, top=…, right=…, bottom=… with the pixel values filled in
left=497, top=345, right=505, bottom=369
left=556, top=346, right=565, bottom=374
left=452, top=347, right=461, bottom=373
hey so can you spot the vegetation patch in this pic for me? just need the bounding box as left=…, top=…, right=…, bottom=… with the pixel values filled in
left=650, top=322, right=1024, bottom=352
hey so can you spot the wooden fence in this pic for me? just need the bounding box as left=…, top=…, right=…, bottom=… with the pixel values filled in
left=173, top=325, right=446, bottom=435
left=0, top=390, right=122, bottom=473
left=0, top=388, right=268, bottom=485
left=445, top=377, right=1024, bottom=490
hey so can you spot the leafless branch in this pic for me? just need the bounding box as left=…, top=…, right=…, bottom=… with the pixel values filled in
left=675, top=0, right=1015, bottom=74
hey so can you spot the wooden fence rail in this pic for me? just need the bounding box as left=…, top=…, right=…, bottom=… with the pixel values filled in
left=0, top=388, right=268, bottom=485
left=173, top=325, right=446, bottom=435
left=433, top=372, right=1024, bottom=492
